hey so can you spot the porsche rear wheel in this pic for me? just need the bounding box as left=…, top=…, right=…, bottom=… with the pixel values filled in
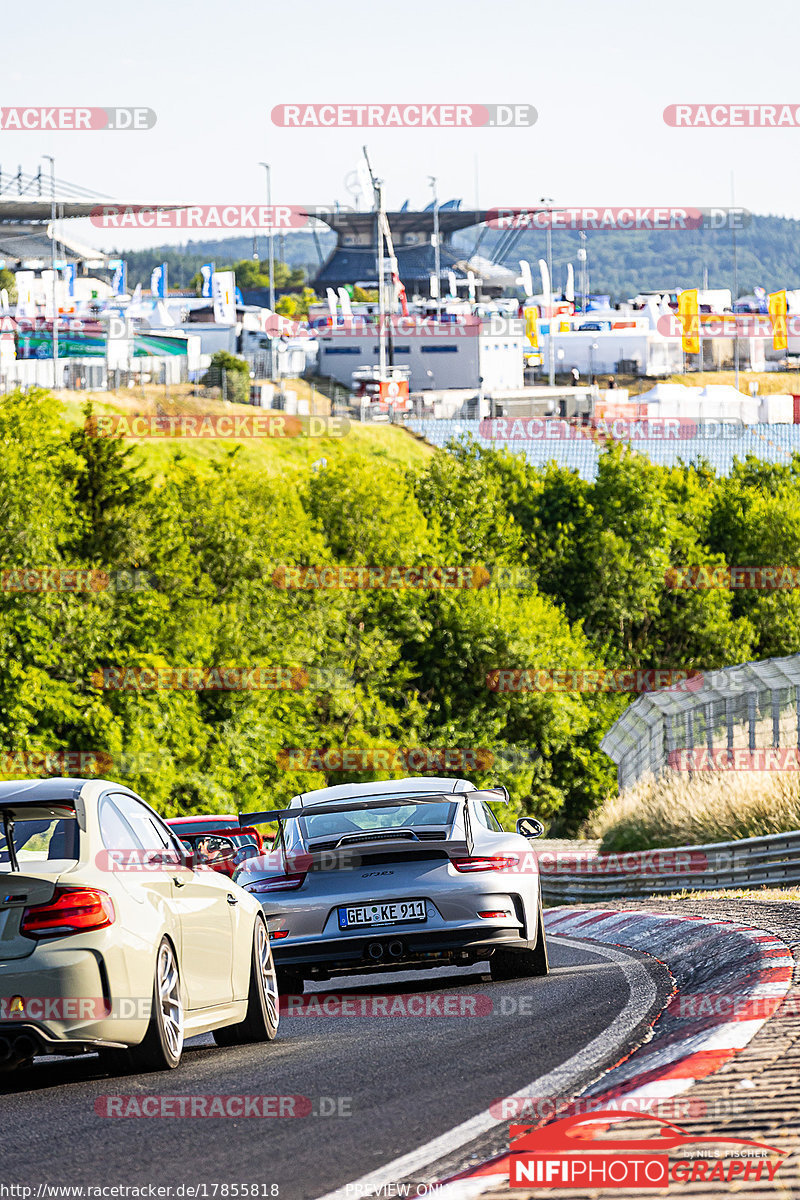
left=490, top=903, right=550, bottom=981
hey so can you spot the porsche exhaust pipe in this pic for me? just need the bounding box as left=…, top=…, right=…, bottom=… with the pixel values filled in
left=387, top=940, right=404, bottom=959
left=12, top=1034, right=35, bottom=1065
left=0, top=1033, right=36, bottom=1068
left=366, top=942, right=385, bottom=961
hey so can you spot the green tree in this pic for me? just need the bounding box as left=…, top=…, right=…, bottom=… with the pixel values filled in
left=202, top=351, right=251, bottom=404
left=0, top=269, right=17, bottom=305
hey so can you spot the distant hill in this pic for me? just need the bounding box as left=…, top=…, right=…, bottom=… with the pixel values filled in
left=119, top=232, right=334, bottom=290
left=454, top=213, right=800, bottom=301
left=117, top=214, right=800, bottom=301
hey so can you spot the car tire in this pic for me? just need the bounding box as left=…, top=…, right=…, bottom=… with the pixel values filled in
left=490, top=902, right=550, bottom=981
left=121, top=938, right=184, bottom=1072
left=213, top=917, right=279, bottom=1046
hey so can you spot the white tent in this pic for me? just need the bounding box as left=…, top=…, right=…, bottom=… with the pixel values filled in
left=638, top=382, right=702, bottom=403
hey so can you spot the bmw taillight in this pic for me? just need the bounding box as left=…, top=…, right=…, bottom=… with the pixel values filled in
left=451, top=855, right=520, bottom=873
left=246, top=872, right=307, bottom=893
left=19, top=887, right=115, bottom=939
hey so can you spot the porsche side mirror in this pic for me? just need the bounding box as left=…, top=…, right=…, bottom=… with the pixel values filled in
left=516, top=817, right=545, bottom=839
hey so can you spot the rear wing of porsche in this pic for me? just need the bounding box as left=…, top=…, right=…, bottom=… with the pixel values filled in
left=239, top=785, right=510, bottom=857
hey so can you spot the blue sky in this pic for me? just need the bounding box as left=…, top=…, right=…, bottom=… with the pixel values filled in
left=4, top=0, right=800, bottom=249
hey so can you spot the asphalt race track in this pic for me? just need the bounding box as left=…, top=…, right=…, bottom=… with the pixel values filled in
left=0, top=937, right=670, bottom=1199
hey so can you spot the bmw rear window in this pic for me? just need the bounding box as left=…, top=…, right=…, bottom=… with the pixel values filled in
left=0, top=805, right=79, bottom=870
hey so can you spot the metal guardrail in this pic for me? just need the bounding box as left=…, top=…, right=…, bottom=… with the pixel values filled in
left=538, top=829, right=800, bottom=903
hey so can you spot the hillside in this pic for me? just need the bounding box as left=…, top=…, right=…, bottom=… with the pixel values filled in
left=118, top=214, right=800, bottom=301
left=55, top=384, right=433, bottom=479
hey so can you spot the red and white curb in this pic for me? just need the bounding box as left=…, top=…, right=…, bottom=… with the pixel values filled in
left=439, top=907, right=794, bottom=1196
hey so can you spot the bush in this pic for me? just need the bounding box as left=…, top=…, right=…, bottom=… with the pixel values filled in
left=202, top=351, right=251, bottom=404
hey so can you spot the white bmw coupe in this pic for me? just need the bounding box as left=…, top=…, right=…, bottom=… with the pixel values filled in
left=0, top=778, right=279, bottom=1073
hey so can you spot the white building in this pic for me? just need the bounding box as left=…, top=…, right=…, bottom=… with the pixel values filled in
left=317, top=316, right=524, bottom=392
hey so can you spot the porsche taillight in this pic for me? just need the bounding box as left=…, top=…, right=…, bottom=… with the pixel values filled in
left=451, top=855, right=520, bottom=873
left=246, top=872, right=307, bottom=893
left=19, top=887, right=115, bottom=939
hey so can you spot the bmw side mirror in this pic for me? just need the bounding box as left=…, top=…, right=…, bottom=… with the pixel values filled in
left=516, top=817, right=545, bottom=839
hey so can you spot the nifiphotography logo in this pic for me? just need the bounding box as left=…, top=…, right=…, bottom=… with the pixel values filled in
left=509, top=1111, right=785, bottom=1188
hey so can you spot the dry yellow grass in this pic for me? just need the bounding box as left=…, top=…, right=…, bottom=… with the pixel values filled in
left=584, top=769, right=800, bottom=850
left=667, top=885, right=800, bottom=901
left=623, top=370, right=800, bottom=397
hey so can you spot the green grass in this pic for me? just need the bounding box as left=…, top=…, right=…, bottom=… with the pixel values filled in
left=55, top=384, right=433, bottom=480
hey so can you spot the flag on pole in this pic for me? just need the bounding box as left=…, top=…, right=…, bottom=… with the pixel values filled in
left=64, top=263, right=76, bottom=299
left=467, top=271, right=476, bottom=303
left=111, top=261, right=127, bottom=296
left=565, top=263, right=575, bottom=303
left=200, top=263, right=215, bottom=299
left=150, top=263, right=167, bottom=299
left=768, top=289, right=788, bottom=351
left=337, top=287, right=353, bottom=320
left=211, top=271, right=236, bottom=324
left=677, top=288, right=699, bottom=354
left=325, top=287, right=338, bottom=325
left=518, top=260, right=533, bottom=299
left=524, top=306, right=539, bottom=348
left=447, top=270, right=458, bottom=300
left=15, top=271, right=35, bottom=319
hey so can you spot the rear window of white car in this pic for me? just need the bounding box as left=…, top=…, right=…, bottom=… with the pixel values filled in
left=0, top=805, right=79, bottom=869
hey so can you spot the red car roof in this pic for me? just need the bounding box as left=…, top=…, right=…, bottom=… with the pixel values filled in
left=166, top=815, right=238, bottom=826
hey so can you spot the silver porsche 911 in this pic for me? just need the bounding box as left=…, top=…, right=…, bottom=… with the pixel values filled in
left=234, top=776, right=548, bottom=992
